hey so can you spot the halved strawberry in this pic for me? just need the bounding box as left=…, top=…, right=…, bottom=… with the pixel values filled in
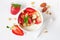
left=6, top=25, right=24, bottom=36
left=11, top=4, right=21, bottom=15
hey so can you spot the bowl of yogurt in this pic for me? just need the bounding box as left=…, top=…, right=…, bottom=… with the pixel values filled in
left=18, top=7, right=43, bottom=32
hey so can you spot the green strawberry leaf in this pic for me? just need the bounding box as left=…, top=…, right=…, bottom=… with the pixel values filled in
left=24, top=16, right=28, bottom=23
left=6, top=26, right=10, bottom=28
left=6, top=26, right=12, bottom=30
left=12, top=4, right=21, bottom=8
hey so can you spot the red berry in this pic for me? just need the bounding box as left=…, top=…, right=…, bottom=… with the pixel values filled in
left=35, top=17, right=41, bottom=24
left=25, top=7, right=36, bottom=13
left=12, top=25, right=24, bottom=36
left=28, top=18, right=32, bottom=24
left=18, top=13, right=24, bottom=24
left=11, top=4, right=21, bottom=15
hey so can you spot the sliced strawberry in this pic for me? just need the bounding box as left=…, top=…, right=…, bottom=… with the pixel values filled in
left=20, top=13, right=24, bottom=18
left=6, top=25, right=24, bottom=36
left=11, top=4, right=21, bottom=15
left=28, top=12, right=33, bottom=17
left=23, top=11, right=28, bottom=15
left=28, top=18, right=32, bottom=24
left=24, top=8, right=36, bottom=16
left=35, top=17, right=41, bottom=24
left=25, top=8, right=36, bottom=13
left=18, top=13, right=24, bottom=24
left=18, top=17, right=23, bottom=24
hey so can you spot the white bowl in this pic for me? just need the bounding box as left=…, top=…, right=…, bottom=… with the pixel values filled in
left=17, top=7, right=43, bottom=32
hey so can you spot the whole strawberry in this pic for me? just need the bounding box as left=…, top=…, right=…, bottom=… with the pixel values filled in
left=11, top=4, right=21, bottom=15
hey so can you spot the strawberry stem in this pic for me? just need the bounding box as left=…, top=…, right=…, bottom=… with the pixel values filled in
left=6, top=26, right=10, bottom=28
left=12, top=4, right=21, bottom=8
left=6, top=26, right=12, bottom=30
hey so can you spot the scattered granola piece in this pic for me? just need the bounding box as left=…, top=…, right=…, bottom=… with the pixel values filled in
left=14, top=18, right=17, bottom=20
left=45, top=11, right=49, bottom=14
left=23, top=23, right=26, bottom=27
left=49, top=12, right=52, bottom=15
left=26, top=23, right=31, bottom=26
left=44, top=30, right=48, bottom=33
left=47, top=5, right=50, bottom=8
left=43, top=28, right=48, bottom=33
left=8, top=18, right=12, bottom=21
left=45, top=10, right=52, bottom=15
left=31, top=2, right=35, bottom=5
